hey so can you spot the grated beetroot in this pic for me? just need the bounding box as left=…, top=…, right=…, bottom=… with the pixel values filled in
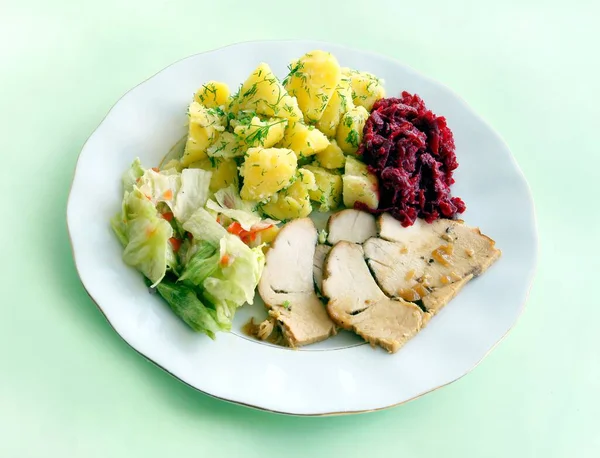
left=357, top=92, right=466, bottom=227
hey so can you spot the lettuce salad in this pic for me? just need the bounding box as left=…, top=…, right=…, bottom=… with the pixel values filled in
left=111, top=159, right=271, bottom=338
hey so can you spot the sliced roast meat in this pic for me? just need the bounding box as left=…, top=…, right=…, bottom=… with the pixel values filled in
left=327, top=209, right=377, bottom=245
left=323, top=241, right=427, bottom=353
left=313, top=244, right=331, bottom=294
left=364, top=215, right=501, bottom=316
left=258, top=218, right=336, bottom=347
left=421, top=275, right=472, bottom=318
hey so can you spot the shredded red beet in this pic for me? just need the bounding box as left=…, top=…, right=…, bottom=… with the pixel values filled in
left=357, top=92, right=466, bottom=227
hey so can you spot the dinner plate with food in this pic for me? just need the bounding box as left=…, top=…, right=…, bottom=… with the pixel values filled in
left=67, top=40, right=537, bottom=415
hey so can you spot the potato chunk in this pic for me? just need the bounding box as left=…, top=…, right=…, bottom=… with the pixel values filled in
left=316, top=77, right=354, bottom=137
left=279, top=121, right=329, bottom=159
left=234, top=117, right=287, bottom=148
left=261, top=168, right=316, bottom=220
left=188, top=157, right=238, bottom=193
left=194, top=81, right=230, bottom=108
left=336, top=106, right=369, bottom=154
left=342, top=156, right=379, bottom=210
left=315, top=139, right=346, bottom=170
left=232, top=63, right=303, bottom=120
left=181, top=102, right=225, bottom=166
left=342, top=68, right=385, bottom=111
left=206, top=131, right=244, bottom=159
left=304, top=165, right=342, bottom=212
left=240, top=147, right=297, bottom=201
left=284, top=50, right=341, bottom=123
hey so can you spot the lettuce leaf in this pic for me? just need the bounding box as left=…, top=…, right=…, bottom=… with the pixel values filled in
left=122, top=213, right=173, bottom=286
left=137, top=168, right=181, bottom=210
left=205, top=185, right=262, bottom=231
left=180, top=209, right=265, bottom=329
left=112, top=184, right=174, bottom=286
left=172, top=168, right=212, bottom=224
left=178, top=240, right=220, bottom=285
left=155, top=280, right=222, bottom=338
left=122, top=158, right=145, bottom=193
left=202, top=234, right=265, bottom=327
left=182, top=207, right=228, bottom=245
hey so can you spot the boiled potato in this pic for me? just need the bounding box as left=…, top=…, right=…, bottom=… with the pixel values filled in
left=284, top=50, right=341, bottom=123
left=206, top=131, right=244, bottom=158
left=232, top=63, right=303, bottom=120
left=316, top=77, right=354, bottom=137
left=194, top=81, right=230, bottom=108
left=342, top=68, right=385, bottom=111
left=279, top=121, right=329, bottom=159
left=181, top=102, right=225, bottom=166
left=342, top=156, right=379, bottom=210
left=304, top=165, right=342, bottom=212
left=254, top=225, right=280, bottom=246
left=336, top=105, right=369, bottom=154
left=344, top=155, right=371, bottom=177
left=240, top=147, right=297, bottom=201
left=188, top=157, right=238, bottom=193
left=234, top=117, right=287, bottom=148
left=161, top=159, right=183, bottom=172
left=315, top=139, right=346, bottom=170
left=261, top=168, right=316, bottom=220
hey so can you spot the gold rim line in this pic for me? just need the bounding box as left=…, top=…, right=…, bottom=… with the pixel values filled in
left=66, top=39, right=539, bottom=416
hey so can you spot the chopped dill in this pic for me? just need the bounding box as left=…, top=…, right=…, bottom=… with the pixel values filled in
left=345, top=129, right=359, bottom=147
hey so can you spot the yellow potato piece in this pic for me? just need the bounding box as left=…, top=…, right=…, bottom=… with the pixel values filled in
left=342, top=156, right=379, bottom=210
left=316, top=77, right=354, bottom=137
left=188, top=157, right=238, bottom=193
left=240, top=147, right=297, bottom=201
left=342, top=68, right=386, bottom=111
left=234, top=117, right=287, bottom=148
left=279, top=121, right=329, bottom=159
left=336, top=105, right=369, bottom=154
left=181, top=102, right=225, bottom=166
left=232, top=63, right=303, bottom=120
left=206, top=131, right=244, bottom=158
left=304, top=165, right=342, bottom=212
left=194, top=81, right=230, bottom=108
left=284, top=50, right=342, bottom=123
left=254, top=225, right=280, bottom=246
left=315, top=139, right=346, bottom=170
left=261, top=168, right=316, bottom=220
left=161, top=159, right=183, bottom=172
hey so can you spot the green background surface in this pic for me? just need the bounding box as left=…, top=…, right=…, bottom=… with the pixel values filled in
left=1, top=0, right=597, bottom=456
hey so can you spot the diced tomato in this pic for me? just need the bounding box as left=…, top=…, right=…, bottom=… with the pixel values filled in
left=220, top=254, right=230, bottom=266
left=252, top=223, right=274, bottom=233
left=227, top=221, right=244, bottom=236
left=169, top=237, right=182, bottom=253
left=227, top=221, right=276, bottom=246
left=151, top=167, right=160, bottom=172
left=162, top=211, right=174, bottom=222
left=186, top=232, right=193, bottom=240
left=162, top=189, right=173, bottom=200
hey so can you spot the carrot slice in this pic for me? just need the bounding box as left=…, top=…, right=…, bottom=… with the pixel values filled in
left=169, top=237, right=182, bottom=253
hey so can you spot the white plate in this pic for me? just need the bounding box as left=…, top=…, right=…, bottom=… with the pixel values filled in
left=67, top=40, right=537, bottom=415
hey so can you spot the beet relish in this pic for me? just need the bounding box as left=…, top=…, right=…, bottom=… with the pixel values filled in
left=357, top=92, right=466, bottom=227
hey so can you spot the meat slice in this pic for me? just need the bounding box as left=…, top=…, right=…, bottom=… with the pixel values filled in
left=364, top=214, right=501, bottom=316
left=313, top=244, right=331, bottom=294
left=323, top=242, right=427, bottom=353
left=327, top=209, right=377, bottom=245
left=258, top=218, right=336, bottom=347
